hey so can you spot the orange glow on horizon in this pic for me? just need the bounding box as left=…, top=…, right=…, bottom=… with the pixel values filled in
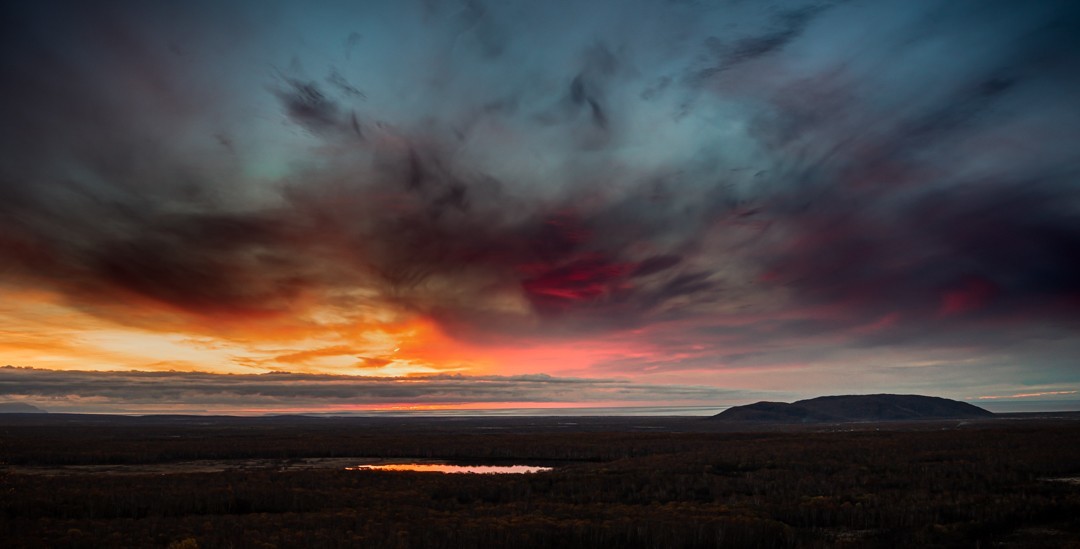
left=0, top=284, right=661, bottom=380
left=222, top=399, right=701, bottom=415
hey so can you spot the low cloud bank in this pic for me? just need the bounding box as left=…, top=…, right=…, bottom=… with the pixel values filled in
left=0, top=366, right=742, bottom=413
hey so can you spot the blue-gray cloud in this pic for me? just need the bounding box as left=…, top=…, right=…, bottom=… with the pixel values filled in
left=0, top=366, right=741, bottom=412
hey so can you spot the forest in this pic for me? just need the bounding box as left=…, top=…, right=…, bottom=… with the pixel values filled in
left=2, top=414, right=1079, bottom=548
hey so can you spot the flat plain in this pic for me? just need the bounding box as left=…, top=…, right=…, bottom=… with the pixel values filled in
left=2, top=413, right=1079, bottom=548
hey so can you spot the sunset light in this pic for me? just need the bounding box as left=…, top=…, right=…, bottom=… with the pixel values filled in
left=1, top=0, right=1077, bottom=415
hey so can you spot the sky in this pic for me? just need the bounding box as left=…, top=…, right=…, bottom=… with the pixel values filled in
left=1, top=0, right=1079, bottom=414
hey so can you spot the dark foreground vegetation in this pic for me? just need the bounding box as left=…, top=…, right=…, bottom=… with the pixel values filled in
left=2, top=414, right=1079, bottom=548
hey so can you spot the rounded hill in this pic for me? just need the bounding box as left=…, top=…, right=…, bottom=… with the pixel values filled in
left=713, top=394, right=993, bottom=423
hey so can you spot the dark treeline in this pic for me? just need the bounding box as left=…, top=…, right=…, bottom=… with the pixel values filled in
left=2, top=418, right=1079, bottom=547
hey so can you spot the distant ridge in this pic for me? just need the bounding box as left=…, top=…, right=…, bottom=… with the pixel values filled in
left=0, top=402, right=47, bottom=414
left=713, top=394, right=992, bottom=423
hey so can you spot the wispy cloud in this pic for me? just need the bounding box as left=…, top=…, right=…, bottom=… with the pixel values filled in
left=977, top=390, right=1078, bottom=400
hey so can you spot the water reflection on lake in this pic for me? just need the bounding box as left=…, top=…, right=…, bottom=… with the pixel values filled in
left=347, top=463, right=552, bottom=474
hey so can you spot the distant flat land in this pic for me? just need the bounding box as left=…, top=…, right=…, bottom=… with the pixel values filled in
left=2, top=413, right=1079, bottom=548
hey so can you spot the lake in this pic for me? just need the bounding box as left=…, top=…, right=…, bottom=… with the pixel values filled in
left=348, top=463, right=552, bottom=474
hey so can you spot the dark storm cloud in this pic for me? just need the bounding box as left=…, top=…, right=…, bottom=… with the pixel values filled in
left=276, top=79, right=348, bottom=135
left=764, top=182, right=1080, bottom=321
left=274, top=77, right=366, bottom=139
left=89, top=211, right=311, bottom=316
left=0, top=0, right=283, bottom=322
left=1, top=0, right=1079, bottom=357
left=694, top=3, right=831, bottom=80
left=741, top=3, right=1080, bottom=339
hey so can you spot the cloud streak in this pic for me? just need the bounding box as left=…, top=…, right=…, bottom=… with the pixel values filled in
left=0, top=366, right=738, bottom=413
